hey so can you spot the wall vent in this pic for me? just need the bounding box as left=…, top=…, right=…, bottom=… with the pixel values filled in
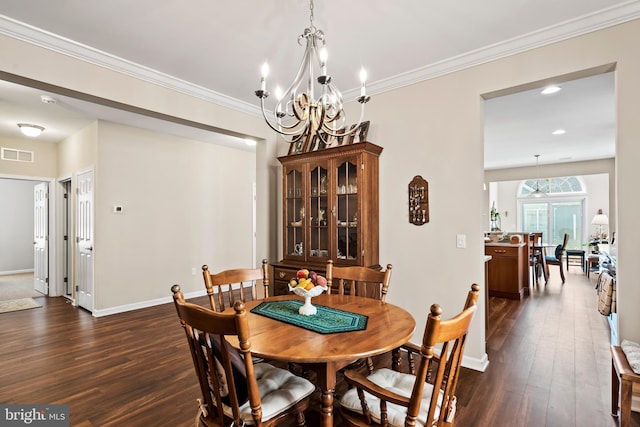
left=1, top=147, right=34, bottom=163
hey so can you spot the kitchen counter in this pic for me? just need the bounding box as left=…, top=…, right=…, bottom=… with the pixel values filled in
left=484, top=243, right=527, bottom=300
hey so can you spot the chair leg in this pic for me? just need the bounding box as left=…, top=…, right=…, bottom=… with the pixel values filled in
left=296, top=411, right=306, bottom=426
left=560, top=263, right=566, bottom=284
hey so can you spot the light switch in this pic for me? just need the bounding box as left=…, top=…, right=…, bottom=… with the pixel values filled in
left=456, top=234, right=466, bottom=248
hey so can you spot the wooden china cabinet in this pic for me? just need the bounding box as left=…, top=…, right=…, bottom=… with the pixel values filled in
left=271, top=142, right=383, bottom=295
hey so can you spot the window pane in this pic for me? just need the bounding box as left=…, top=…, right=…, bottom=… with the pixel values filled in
left=522, top=203, right=547, bottom=233
left=551, top=202, right=582, bottom=249
left=521, top=200, right=583, bottom=249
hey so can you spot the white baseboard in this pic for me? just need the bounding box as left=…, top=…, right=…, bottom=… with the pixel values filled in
left=92, top=288, right=207, bottom=317
left=462, top=352, right=489, bottom=372
left=0, top=269, right=34, bottom=276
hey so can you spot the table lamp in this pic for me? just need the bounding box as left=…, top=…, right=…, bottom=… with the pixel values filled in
left=591, top=209, right=608, bottom=242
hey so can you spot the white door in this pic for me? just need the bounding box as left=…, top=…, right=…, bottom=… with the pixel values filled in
left=33, top=182, right=48, bottom=295
left=76, top=170, right=94, bottom=312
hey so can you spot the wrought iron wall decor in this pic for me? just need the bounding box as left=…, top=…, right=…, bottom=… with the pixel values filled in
left=408, top=175, right=429, bottom=225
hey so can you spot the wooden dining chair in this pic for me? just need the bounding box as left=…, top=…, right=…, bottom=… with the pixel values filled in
left=202, top=259, right=269, bottom=312
left=171, top=284, right=315, bottom=427
left=339, top=284, right=479, bottom=427
left=545, top=232, right=570, bottom=283
left=528, top=232, right=543, bottom=285
left=325, top=260, right=392, bottom=301
left=326, top=260, right=393, bottom=373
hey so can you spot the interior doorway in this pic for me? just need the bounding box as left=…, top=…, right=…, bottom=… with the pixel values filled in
left=0, top=177, right=51, bottom=294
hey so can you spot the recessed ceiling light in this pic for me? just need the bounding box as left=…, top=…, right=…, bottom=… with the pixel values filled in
left=541, top=85, right=561, bottom=95
left=552, top=129, right=566, bottom=135
left=17, top=123, right=45, bottom=137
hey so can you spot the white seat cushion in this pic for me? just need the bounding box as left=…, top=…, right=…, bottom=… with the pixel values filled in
left=622, top=340, right=640, bottom=375
left=340, top=368, right=446, bottom=427
left=231, top=363, right=315, bottom=424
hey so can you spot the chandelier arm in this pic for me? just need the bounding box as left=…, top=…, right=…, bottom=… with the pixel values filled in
left=259, top=98, right=308, bottom=138
left=277, top=42, right=313, bottom=120
left=320, top=101, right=366, bottom=137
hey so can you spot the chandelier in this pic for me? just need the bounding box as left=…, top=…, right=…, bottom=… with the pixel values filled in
left=255, top=0, right=370, bottom=146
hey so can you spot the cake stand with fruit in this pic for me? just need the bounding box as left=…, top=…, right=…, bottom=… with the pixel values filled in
left=288, top=269, right=328, bottom=316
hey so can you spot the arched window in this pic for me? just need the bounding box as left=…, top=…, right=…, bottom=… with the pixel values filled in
left=519, top=176, right=584, bottom=197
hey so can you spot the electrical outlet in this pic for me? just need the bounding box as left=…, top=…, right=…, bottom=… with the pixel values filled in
left=456, top=234, right=466, bottom=249
left=191, top=267, right=197, bottom=275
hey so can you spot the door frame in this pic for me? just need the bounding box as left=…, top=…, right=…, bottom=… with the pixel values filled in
left=0, top=173, right=58, bottom=296
left=57, top=176, right=73, bottom=300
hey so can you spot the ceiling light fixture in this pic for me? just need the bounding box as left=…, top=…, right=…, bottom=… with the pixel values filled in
left=552, top=129, right=566, bottom=135
left=40, top=95, right=57, bottom=104
left=530, top=154, right=547, bottom=198
left=17, top=123, right=45, bottom=137
left=255, top=0, right=369, bottom=147
left=541, top=85, right=561, bottom=95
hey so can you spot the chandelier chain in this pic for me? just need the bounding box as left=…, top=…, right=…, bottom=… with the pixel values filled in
left=309, top=0, right=314, bottom=28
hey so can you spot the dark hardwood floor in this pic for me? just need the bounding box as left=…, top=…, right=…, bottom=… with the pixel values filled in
left=0, top=266, right=637, bottom=426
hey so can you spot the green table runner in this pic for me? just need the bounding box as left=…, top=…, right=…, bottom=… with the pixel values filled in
left=251, top=299, right=368, bottom=334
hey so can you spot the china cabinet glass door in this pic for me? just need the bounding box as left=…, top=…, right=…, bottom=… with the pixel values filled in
left=285, top=167, right=304, bottom=258
left=336, top=158, right=359, bottom=262
left=309, top=164, right=329, bottom=261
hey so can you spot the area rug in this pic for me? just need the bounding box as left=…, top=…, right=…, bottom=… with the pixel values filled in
left=251, top=299, right=368, bottom=334
left=0, top=298, right=42, bottom=314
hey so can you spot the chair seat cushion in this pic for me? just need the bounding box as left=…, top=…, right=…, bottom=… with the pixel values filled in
left=545, top=254, right=559, bottom=263
left=544, top=244, right=564, bottom=263
left=234, top=363, right=315, bottom=424
left=340, top=368, right=445, bottom=427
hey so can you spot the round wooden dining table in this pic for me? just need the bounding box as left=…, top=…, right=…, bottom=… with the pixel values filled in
left=227, top=293, right=416, bottom=427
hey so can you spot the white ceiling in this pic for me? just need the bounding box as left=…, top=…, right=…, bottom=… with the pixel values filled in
left=0, top=0, right=636, bottom=167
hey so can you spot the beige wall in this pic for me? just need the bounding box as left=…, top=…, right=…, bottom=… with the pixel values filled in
left=2, top=18, right=640, bottom=369
left=342, top=19, right=640, bottom=367
left=57, top=122, right=98, bottom=179
left=93, top=121, right=257, bottom=311
left=0, top=31, right=278, bottom=277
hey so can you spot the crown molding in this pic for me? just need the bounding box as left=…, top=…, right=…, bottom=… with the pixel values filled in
left=0, top=14, right=263, bottom=118
left=3, top=2, right=640, bottom=111
left=343, top=1, right=640, bottom=99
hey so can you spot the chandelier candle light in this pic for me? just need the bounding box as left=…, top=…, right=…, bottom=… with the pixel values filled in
left=255, top=0, right=370, bottom=146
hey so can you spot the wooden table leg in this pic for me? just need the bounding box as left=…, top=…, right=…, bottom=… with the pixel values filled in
left=305, top=361, right=339, bottom=427
left=612, top=357, right=620, bottom=417
left=621, top=379, right=633, bottom=426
